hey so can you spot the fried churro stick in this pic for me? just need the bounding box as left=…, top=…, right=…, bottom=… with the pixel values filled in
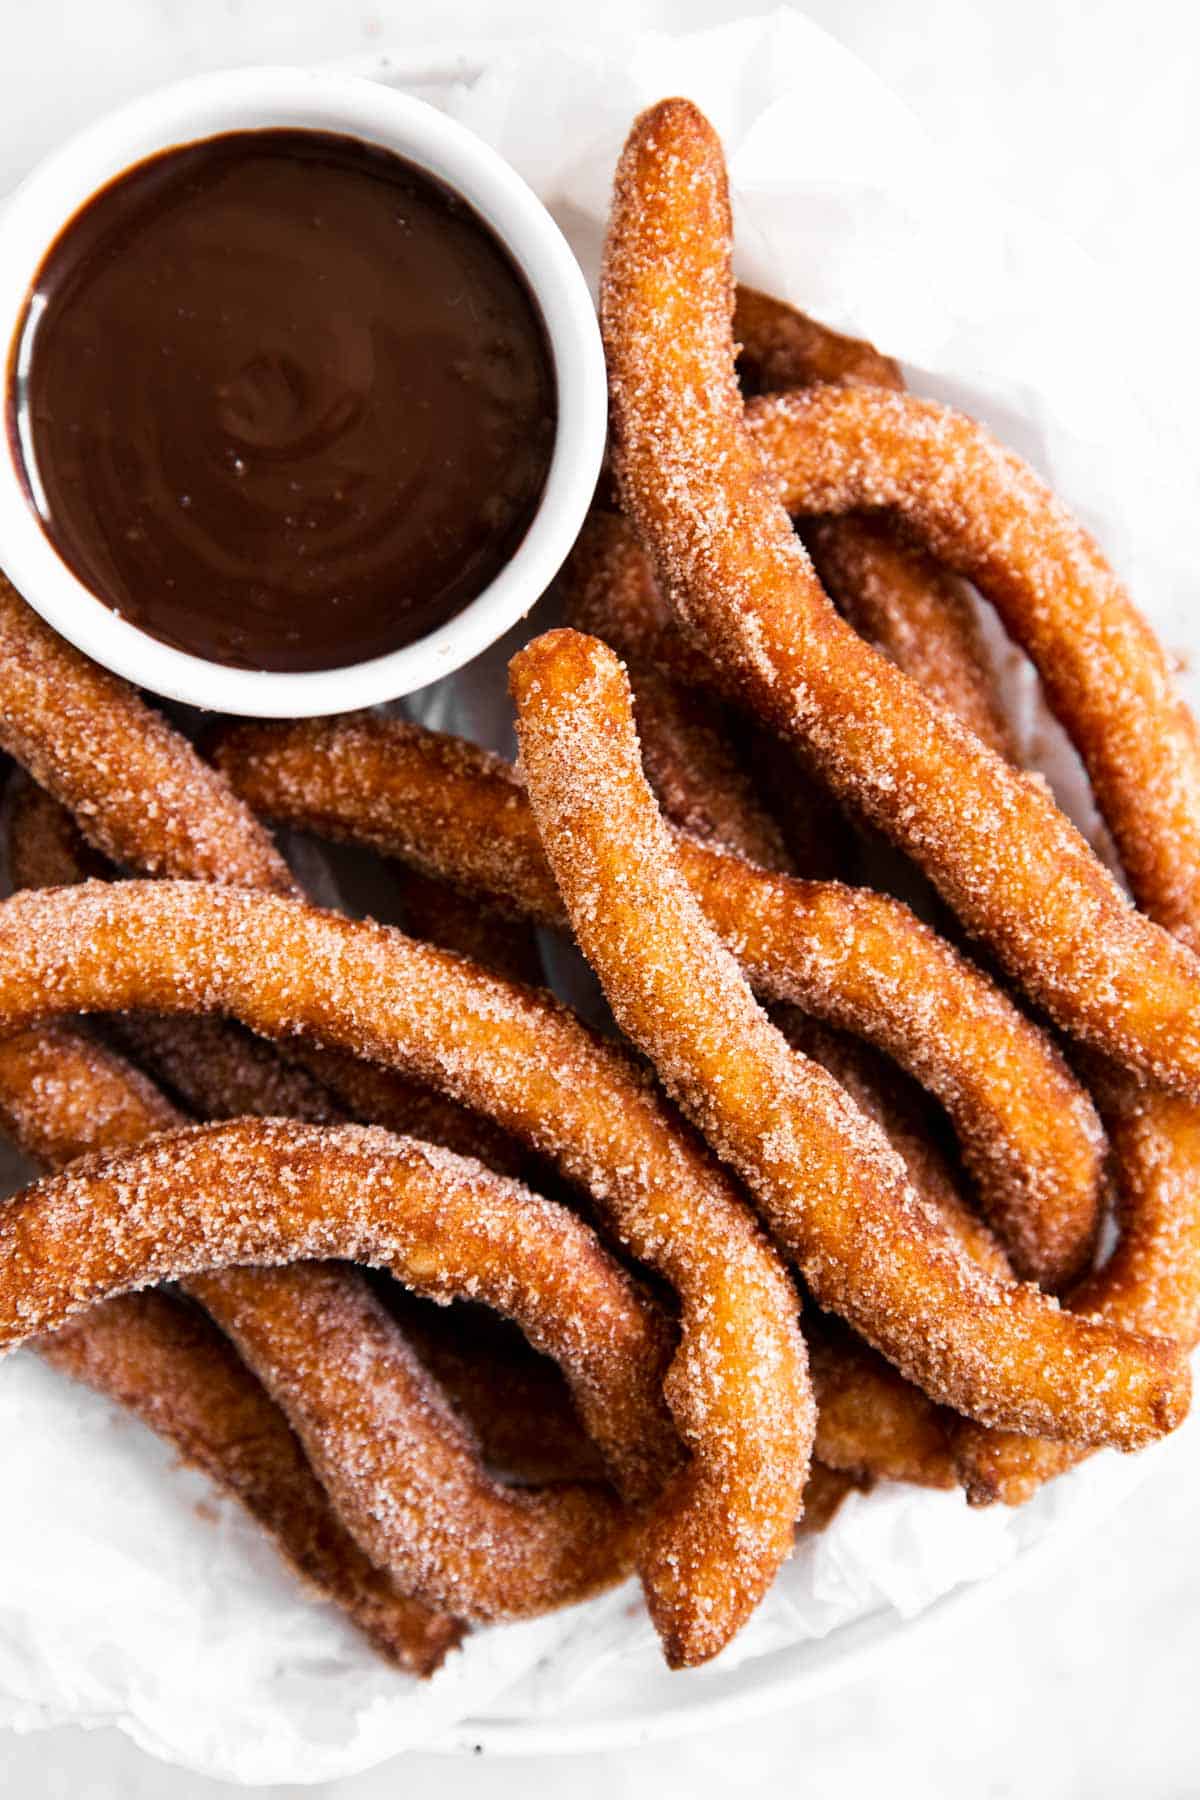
left=804, top=1310, right=955, bottom=1490
left=3, top=771, right=647, bottom=1499
left=562, top=521, right=793, bottom=872
left=740, top=360, right=1200, bottom=1506
left=0, top=571, right=524, bottom=1163
left=734, top=286, right=902, bottom=393
left=734, top=290, right=1014, bottom=761
left=562, top=521, right=1011, bottom=1467
left=736, top=320, right=1200, bottom=1508
left=38, top=1287, right=464, bottom=1672
left=8, top=763, right=614, bottom=1497
left=214, top=714, right=1104, bottom=1291
left=0, top=573, right=546, bottom=1582
left=599, top=98, right=1200, bottom=1098
left=5, top=774, right=600, bottom=1502
left=563, top=507, right=1020, bottom=1272
left=0, top=1023, right=460, bottom=1672
left=0, top=752, right=622, bottom=1618
left=510, top=629, right=1188, bottom=1451
left=0, top=876, right=811, bottom=1669
left=0, top=575, right=296, bottom=893
left=0, top=1117, right=677, bottom=1619
left=564, top=524, right=1016, bottom=1476
left=6, top=767, right=521, bottom=1171
left=744, top=381, right=1200, bottom=949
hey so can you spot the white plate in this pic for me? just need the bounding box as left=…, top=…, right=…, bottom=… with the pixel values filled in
left=0, top=18, right=1194, bottom=1780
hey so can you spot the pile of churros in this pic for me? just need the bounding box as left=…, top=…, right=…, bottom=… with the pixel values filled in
left=0, top=96, right=1197, bottom=1678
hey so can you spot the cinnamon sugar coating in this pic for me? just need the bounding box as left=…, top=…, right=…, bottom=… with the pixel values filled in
left=6, top=765, right=522, bottom=1175
left=562, top=513, right=794, bottom=872
left=5, top=768, right=623, bottom=1521
left=0, top=1023, right=461, bottom=1671
left=0, top=572, right=550, bottom=1622
left=510, top=629, right=1188, bottom=1450
left=2, top=775, right=602, bottom=1613
left=561, top=506, right=1012, bottom=1470
left=0, top=1117, right=675, bottom=1619
left=0, top=877, right=810, bottom=1669
left=755, top=387, right=1200, bottom=1490
left=215, top=713, right=1105, bottom=1292
left=735, top=289, right=1014, bottom=760
left=734, top=286, right=902, bottom=393
left=40, top=1288, right=463, bottom=1673
left=746, top=382, right=1200, bottom=951
left=599, top=98, right=1200, bottom=1098
left=0, top=575, right=296, bottom=894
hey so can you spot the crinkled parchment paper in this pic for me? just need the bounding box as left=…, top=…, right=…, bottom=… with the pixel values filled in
left=0, top=10, right=1195, bottom=1781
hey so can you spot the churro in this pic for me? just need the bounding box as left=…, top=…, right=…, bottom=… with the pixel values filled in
left=0, top=1117, right=676, bottom=1618
left=510, top=628, right=1187, bottom=1448
left=0, top=875, right=811, bottom=1668
left=0, top=1021, right=461, bottom=1671
left=215, top=713, right=1105, bottom=1289
left=600, top=98, right=1200, bottom=1097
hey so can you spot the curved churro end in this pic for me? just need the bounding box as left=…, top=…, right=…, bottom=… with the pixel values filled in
left=0, top=875, right=811, bottom=1666
left=603, top=100, right=1200, bottom=1104
left=734, top=285, right=904, bottom=395
left=511, top=629, right=1191, bottom=1453
left=212, top=709, right=1108, bottom=1293
left=0, top=573, right=298, bottom=896
left=0, top=1117, right=678, bottom=1621
left=37, top=1286, right=466, bottom=1674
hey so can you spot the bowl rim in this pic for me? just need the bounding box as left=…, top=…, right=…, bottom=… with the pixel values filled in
left=0, top=65, right=607, bottom=715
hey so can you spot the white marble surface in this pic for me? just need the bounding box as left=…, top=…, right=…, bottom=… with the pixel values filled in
left=0, top=1, right=1197, bottom=1794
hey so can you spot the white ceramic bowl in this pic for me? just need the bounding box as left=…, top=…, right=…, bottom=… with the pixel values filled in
left=0, top=68, right=607, bottom=715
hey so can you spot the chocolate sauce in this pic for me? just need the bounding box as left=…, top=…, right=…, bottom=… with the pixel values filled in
left=8, top=129, right=556, bottom=672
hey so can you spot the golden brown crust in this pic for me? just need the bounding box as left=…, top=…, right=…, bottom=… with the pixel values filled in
left=0, top=875, right=810, bottom=1669
left=509, top=628, right=1188, bottom=1451
left=0, top=575, right=296, bottom=894
left=0, top=1022, right=461, bottom=1672
left=599, top=98, right=1200, bottom=1099
left=213, top=712, right=1105, bottom=1292
left=5, top=768, right=523, bottom=1174
left=5, top=770, right=599, bottom=1512
left=746, top=382, right=1200, bottom=950
left=734, top=286, right=903, bottom=394
left=801, top=515, right=1014, bottom=761
left=734, top=290, right=1014, bottom=761
left=563, top=513, right=996, bottom=1470
left=562, top=512, right=794, bottom=871
left=804, top=1311, right=955, bottom=1490
left=38, top=1289, right=464, bottom=1673
left=0, top=1117, right=675, bottom=1619
left=561, top=494, right=1019, bottom=1467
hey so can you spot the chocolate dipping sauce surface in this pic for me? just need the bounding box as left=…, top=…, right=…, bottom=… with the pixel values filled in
left=9, top=129, right=557, bottom=672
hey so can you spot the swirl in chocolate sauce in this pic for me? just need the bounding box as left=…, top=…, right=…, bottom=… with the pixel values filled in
left=8, top=129, right=557, bottom=673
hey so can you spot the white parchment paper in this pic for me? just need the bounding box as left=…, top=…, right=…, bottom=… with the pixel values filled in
left=1, top=10, right=1196, bottom=1782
